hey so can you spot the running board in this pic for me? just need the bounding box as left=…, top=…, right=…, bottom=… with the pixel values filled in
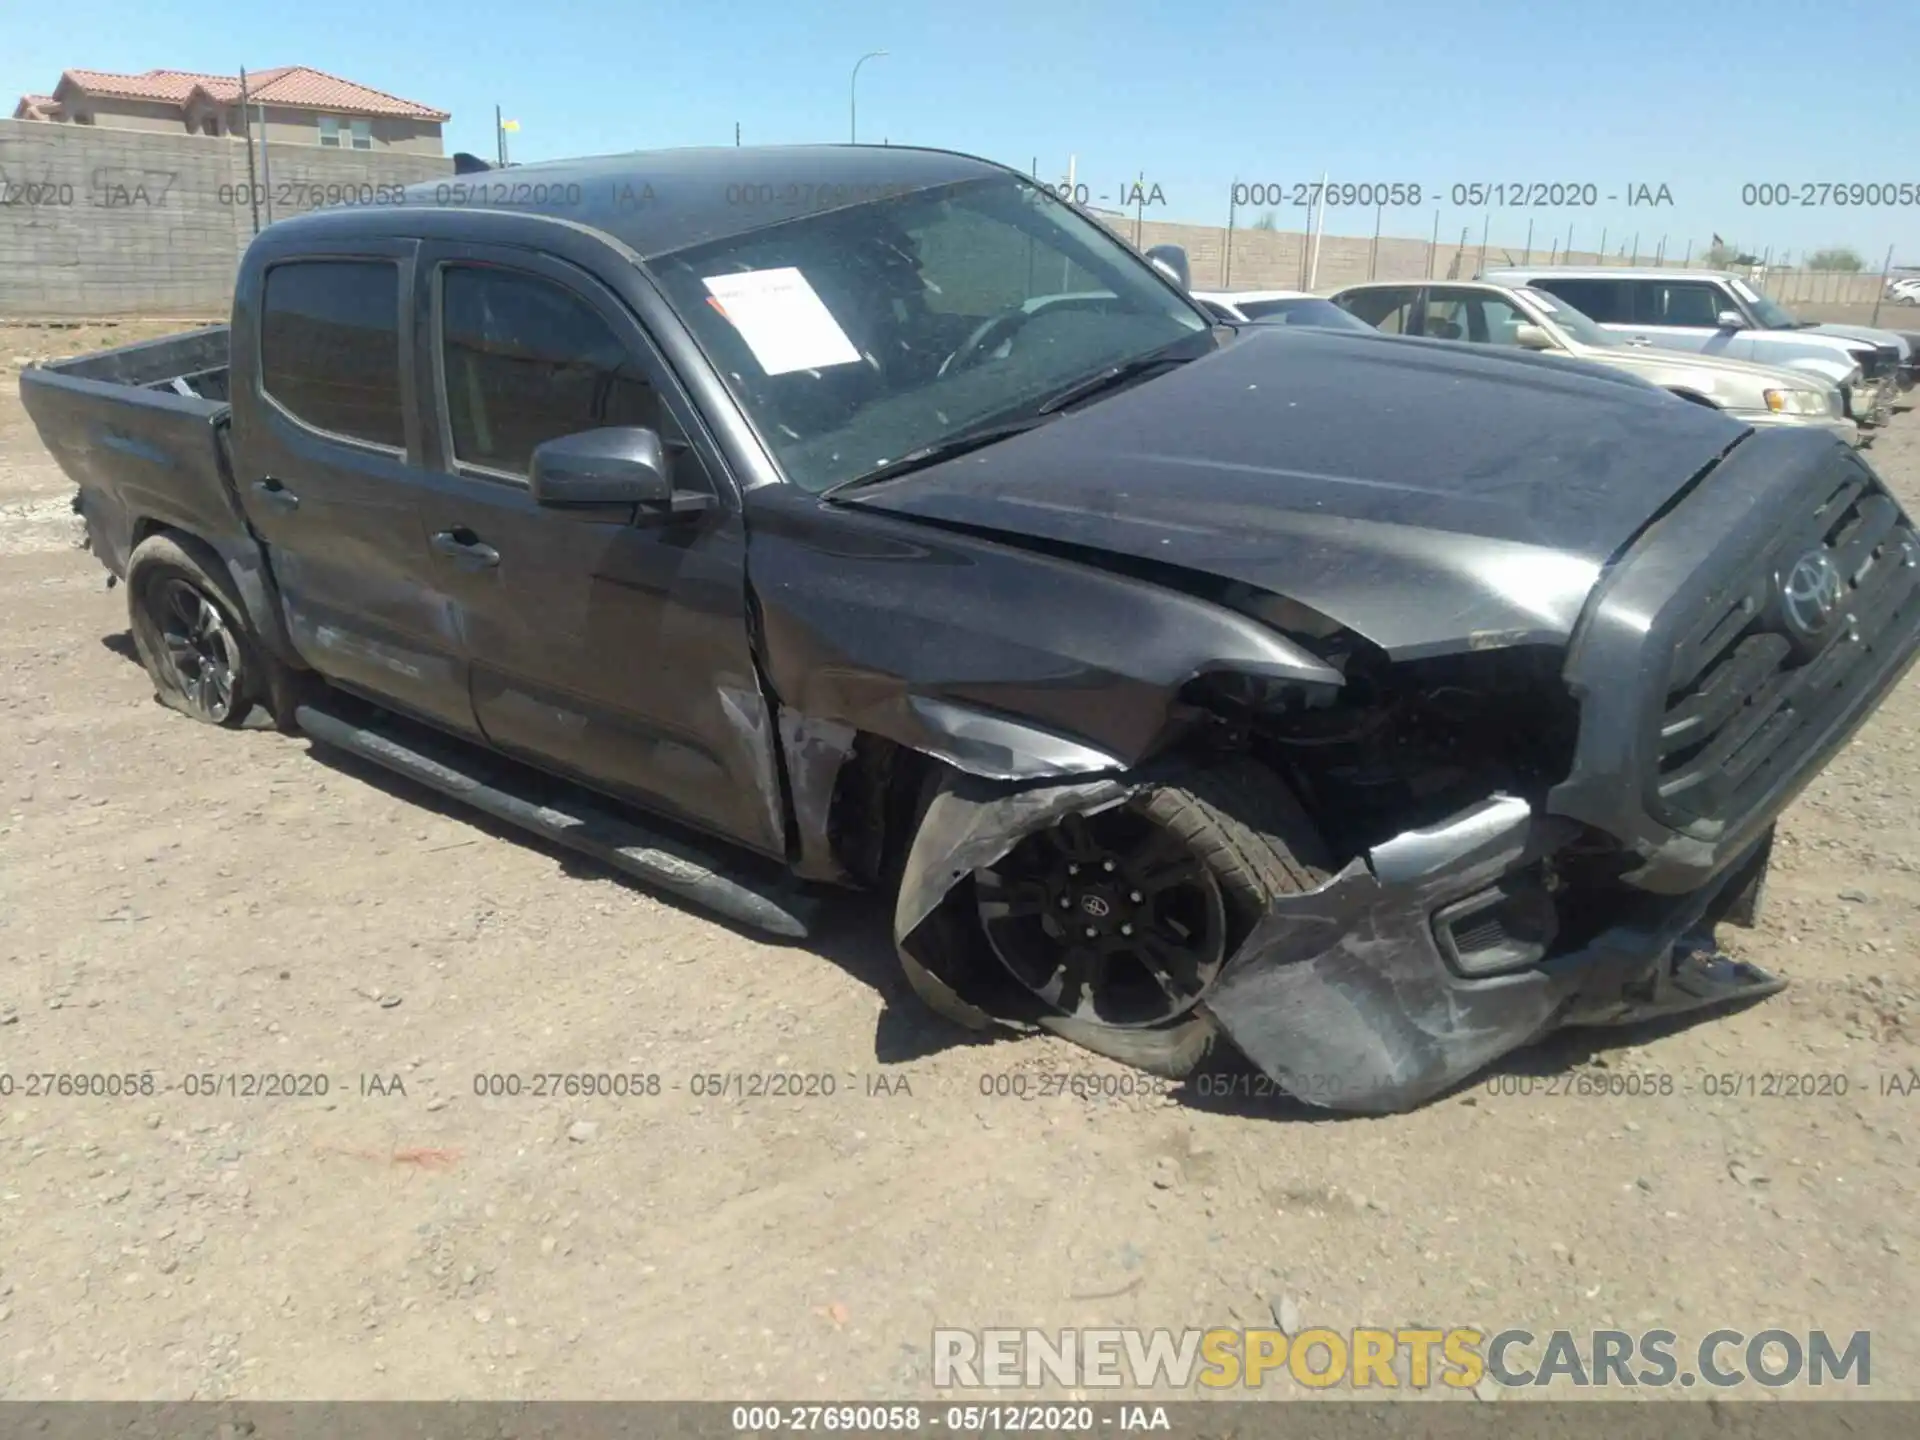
left=293, top=704, right=818, bottom=939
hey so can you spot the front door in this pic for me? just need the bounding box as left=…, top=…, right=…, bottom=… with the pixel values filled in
left=407, top=242, right=785, bottom=856
left=1422, top=286, right=1550, bottom=349
left=1625, top=279, right=1753, bottom=361
left=230, top=242, right=478, bottom=736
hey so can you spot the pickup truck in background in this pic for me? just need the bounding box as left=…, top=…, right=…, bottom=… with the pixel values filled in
left=22, top=144, right=1920, bottom=1112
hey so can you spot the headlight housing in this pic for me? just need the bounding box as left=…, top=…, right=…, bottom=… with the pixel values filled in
left=1764, top=388, right=1830, bottom=416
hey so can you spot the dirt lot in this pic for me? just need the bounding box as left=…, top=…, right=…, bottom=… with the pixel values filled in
left=1, top=320, right=1918, bottom=1403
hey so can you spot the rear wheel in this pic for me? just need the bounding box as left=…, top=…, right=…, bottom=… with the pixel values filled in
left=126, top=535, right=262, bottom=728
left=968, top=759, right=1331, bottom=1067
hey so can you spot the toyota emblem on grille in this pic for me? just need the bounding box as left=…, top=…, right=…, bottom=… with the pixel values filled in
left=1780, top=550, right=1844, bottom=640
left=1080, top=894, right=1111, bottom=918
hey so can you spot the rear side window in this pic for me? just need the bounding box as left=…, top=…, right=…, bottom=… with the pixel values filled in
left=1632, top=281, right=1728, bottom=328
left=1531, top=278, right=1629, bottom=323
left=439, top=265, right=663, bottom=480
left=260, top=260, right=405, bottom=449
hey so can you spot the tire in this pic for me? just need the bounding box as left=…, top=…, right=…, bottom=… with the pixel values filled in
left=969, top=757, right=1332, bottom=1076
left=125, top=534, right=267, bottom=728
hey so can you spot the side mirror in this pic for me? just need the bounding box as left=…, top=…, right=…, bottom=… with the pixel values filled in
left=1512, top=323, right=1555, bottom=350
left=1715, top=310, right=1749, bottom=331
left=529, top=427, right=673, bottom=510
left=1144, top=244, right=1191, bottom=291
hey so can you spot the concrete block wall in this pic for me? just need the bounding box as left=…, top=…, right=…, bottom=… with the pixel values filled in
left=0, top=120, right=452, bottom=317
left=1099, top=212, right=1894, bottom=307
left=0, top=124, right=1894, bottom=318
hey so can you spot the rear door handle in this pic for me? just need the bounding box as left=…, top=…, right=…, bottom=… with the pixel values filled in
left=251, top=478, right=299, bottom=512
left=431, top=529, right=501, bottom=569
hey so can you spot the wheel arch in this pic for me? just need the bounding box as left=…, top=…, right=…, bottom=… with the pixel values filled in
left=127, top=517, right=306, bottom=673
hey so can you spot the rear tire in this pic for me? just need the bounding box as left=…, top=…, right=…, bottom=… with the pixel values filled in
left=126, top=534, right=266, bottom=728
left=968, top=757, right=1332, bottom=1076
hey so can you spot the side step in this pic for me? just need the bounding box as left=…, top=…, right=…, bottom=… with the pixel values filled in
left=293, top=704, right=819, bottom=939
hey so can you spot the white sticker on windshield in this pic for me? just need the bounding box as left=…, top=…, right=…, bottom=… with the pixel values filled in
left=701, top=267, right=863, bottom=376
left=1729, top=277, right=1763, bottom=304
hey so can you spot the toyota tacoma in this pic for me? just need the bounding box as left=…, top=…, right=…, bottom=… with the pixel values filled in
left=21, top=145, right=1920, bottom=1112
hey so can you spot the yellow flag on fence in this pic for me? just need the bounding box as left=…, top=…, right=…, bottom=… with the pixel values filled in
left=501, top=119, right=521, bottom=133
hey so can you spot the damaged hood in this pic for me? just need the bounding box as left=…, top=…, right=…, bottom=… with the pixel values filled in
left=844, top=327, right=1751, bottom=659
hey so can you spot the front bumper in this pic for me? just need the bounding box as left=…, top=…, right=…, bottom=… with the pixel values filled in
left=1844, top=374, right=1896, bottom=427
left=1205, top=797, right=1784, bottom=1113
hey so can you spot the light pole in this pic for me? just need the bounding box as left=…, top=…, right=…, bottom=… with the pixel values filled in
left=850, top=50, right=887, bottom=143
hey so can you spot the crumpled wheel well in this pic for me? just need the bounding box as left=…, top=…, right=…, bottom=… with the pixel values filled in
left=823, top=730, right=937, bottom=890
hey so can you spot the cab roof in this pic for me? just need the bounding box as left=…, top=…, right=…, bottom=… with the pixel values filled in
left=389, top=144, right=1012, bottom=259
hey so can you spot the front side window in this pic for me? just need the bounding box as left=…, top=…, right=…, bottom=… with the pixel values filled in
left=1634, top=281, right=1730, bottom=328
left=439, top=265, right=663, bottom=480
left=648, top=174, right=1210, bottom=493
left=260, top=259, right=404, bottom=449
left=1423, top=288, right=1535, bottom=345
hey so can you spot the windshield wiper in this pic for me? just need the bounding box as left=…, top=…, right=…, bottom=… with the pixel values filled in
left=819, top=414, right=1056, bottom=498
left=1034, top=331, right=1218, bottom=415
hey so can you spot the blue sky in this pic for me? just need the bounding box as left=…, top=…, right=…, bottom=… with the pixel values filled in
left=7, top=0, right=1917, bottom=265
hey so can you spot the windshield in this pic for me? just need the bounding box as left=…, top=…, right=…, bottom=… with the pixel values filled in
left=1235, top=297, right=1374, bottom=331
left=1517, top=287, right=1618, bottom=348
left=1728, top=276, right=1800, bottom=328
left=647, top=174, right=1211, bottom=493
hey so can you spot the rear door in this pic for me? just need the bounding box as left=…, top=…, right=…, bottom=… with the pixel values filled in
left=408, top=242, right=784, bottom=856
left=230, top=243, right=478, bottom=736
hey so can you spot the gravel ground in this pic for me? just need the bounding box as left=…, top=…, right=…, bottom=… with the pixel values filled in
left=0, top=321, right=1916, bottom=1403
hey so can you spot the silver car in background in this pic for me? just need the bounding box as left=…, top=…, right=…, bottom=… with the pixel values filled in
left=1328, top=279, right=1860, bottom=445
left=1481, top=266, right=1900, bottom=426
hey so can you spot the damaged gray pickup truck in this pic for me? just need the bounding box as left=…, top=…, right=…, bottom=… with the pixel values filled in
left=23, top=145, right=1920, bottom=1112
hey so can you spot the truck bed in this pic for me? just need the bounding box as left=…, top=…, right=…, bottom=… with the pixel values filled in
left=18, top=326, right=250, bottom=581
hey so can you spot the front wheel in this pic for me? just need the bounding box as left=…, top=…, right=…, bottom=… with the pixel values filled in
left=126, top=534, right=263, bottom=727
left=968, top=759, right=1332, bottom=1070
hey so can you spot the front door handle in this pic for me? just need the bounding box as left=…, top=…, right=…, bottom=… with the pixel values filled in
left=431, top=529, right=501, bottom=569
left=251, top=478, right=299, bottom=512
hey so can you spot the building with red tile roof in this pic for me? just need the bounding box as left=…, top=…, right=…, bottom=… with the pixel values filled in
left=13, top=66, right=448, bottom=154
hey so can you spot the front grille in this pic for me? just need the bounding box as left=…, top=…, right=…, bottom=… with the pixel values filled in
left=1653, top=466, right=1920, bottom=831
